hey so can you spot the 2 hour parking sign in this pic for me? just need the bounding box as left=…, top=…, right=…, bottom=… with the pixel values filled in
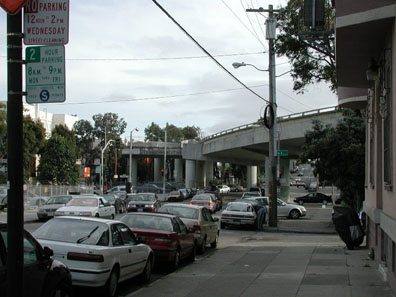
left=25, top=45, right=65, bottom=104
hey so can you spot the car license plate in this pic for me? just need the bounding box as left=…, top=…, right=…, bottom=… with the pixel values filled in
left=233, top=219, right=241, bottom=224
left=138, top=208, right=143, bottom=212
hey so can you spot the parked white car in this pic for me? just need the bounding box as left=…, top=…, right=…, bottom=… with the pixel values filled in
left=55, top=195, right=115, bottom=219
left=33, top=216, right=154, bottom=297
left=220, top=201, right=257, bottom=229
left=37, top=195, right=72, bottom=221
left=159, top=203, right=219, bottom=254
left=216, top=185, right=231, bottom=194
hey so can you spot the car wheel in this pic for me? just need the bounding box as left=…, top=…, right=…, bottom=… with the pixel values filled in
left=171, top=249, right=180, bottom=271
left=210, top=233, right=219, bottom=248
left=289, top=209, right=300, bottom=219
left=198, top=237, right=206, bottom=254
left=105, top=267, right=119, bottom=297
left=95, top=213, right=100, bottom=218
left=298, top=200, right=304, bottom=205
left=140, top=256, right=152, bottom=283
left=110, top=214, right=115, bottom=220
left=50, top=281, right=73, bottom=297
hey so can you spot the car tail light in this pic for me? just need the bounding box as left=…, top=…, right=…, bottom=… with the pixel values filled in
left=189, top=202, right=193, bottom=205
left=222, top=214, right=231, bottom=217
left=208, top=202, right=213, bottom=206
left=193, top=225, right=201, bottom=234
left=244, top=215, right=254, bottom=219
left=67, top=252, right=104, bottom=262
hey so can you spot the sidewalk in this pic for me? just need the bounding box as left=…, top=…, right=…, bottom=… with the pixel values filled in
left=129, top=233, right=394, bottom=297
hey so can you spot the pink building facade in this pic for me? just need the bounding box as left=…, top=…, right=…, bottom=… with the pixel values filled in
left=335, top=0, right=396, bottom=292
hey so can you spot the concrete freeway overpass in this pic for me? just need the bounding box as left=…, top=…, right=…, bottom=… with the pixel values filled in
left=123, top=106, right=343, bottom=196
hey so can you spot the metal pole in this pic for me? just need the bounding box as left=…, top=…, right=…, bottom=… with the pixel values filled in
left=101, top=140, right=114, bottom=194
left=268, top=5, right=278, bottom=227
left=163, top=130, right=167, bottom=194
left=128, top=130, right=132, bottom=190
left=7, top=12, right=24, bottom=297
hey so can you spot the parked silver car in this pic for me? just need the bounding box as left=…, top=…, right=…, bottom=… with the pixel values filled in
left=246, top=197, right=306, bottom=219
left=37, top=195, right=72, bottom=221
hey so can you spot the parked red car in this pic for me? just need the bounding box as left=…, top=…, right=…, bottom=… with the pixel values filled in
left=119, top=212, right=196, bottom=270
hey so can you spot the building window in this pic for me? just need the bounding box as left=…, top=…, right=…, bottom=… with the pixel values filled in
left=380, top=50, right=392, bottom=187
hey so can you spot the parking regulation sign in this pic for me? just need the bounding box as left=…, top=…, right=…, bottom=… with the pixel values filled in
left=25, top=45, right=65, bottom=104
left=23, top=0, right=69, bottom=45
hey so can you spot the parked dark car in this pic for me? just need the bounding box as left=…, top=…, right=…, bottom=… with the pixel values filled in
left=126, top=193, right=161, bottom=212
left=103, top=193, right=126, bottom=214
left=167, top=190, right=184, bottom=202
left=0, top=222, right=73, bottom=297
left=120, top=212, right=196, bottom=270
left=293, top=192, right=333, bottom=205
left=136, top=183, right=162, bottom=194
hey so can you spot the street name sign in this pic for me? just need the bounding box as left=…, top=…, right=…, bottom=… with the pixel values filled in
left=277, top=150, right=289, bottom=156
left=23, top=0, right=69, bottom=45
left=0, top=0, right=30, bottom=14
left=25, top=45, right=65, bottom=104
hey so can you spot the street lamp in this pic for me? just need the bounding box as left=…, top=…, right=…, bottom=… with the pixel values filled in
left=128, top=128, right=139, bottom=193
left=232, top=62, right=268, bottom=72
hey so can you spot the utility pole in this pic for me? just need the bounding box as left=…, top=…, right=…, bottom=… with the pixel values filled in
left=247, top=5, right=280, bottom=227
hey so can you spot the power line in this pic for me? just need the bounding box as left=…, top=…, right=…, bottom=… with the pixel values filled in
left=220, top=0, right=267, bottom=51
left=151, top=0, right=271, bottom=105
left=0, top=51, right=265, bottom=61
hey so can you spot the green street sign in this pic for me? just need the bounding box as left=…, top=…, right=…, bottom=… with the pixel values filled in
left=277, top=150, right=289, bottom=156
left=25, top=45, right=65, bottom=104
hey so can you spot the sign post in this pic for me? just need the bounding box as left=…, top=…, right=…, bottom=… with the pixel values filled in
left=277, top=150, right=289, bottom=157
left=25, top=45, right=65, bottom=103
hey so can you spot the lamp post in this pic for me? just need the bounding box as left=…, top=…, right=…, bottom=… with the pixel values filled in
left=128, top=128, right=139, bottom=193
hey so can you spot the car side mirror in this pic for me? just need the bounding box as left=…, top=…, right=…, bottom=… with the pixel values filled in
left=43, top=246, right=54, bottom=258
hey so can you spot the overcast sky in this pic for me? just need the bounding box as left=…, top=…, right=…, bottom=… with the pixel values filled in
left=0, top=0, right=337, bottom=141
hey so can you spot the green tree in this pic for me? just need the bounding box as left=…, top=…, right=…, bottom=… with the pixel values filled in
left=23, top=116, right=46, bottom=181
left=144, top=122, right=164, bottom=141
left=37, top=126, right=79, bottom=184
left=275, top=0, right=335, bottom=93
left=165, top=123, right=184, bottom=142
left=73, top=119, right=96, bottom=164
left=300, top=110, right=365, bottom=210
left=92, top=113, right=127, bottom=146
left=182, top=125, right=201, bottom=141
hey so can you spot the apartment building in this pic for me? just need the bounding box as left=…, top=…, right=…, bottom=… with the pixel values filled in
left=335, top=0, right=396, bottom=291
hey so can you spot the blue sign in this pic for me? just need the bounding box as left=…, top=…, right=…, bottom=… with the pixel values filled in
left=40, top=90, right=50, bottom=102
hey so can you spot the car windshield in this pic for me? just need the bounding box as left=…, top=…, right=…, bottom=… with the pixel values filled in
left=160, top=206, right=198, bottom=220
left=120, top=215, right=174, bottom=232
left=130, top=195, right=154, bottom=202
left=139, top=194, right=155, bottom=201
left=45, top=196, right=71, bottom=205
left=192, top=195, right=210, bottom=201
left=226, top=203, right=250, bottom=212
left=103, top=195, right=115, bottom=202
left=242, top=192, right=260, bottom=198
left=170, top=191, right=180, bottom=195
left=67, top=197, right=98, bottom=207
left=33, top=218, right=109, bottom=246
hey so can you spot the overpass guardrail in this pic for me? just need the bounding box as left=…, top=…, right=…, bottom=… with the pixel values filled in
left=201, top=106, right=340, bottom=142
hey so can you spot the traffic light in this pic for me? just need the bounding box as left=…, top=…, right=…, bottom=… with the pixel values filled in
left=161, top=168, right=164, bottom=176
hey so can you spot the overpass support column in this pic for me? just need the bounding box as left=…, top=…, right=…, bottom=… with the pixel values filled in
left=265, top=157, right=270, bottom=196
left=204, top=160, right=214, bottom=187
left=246, top=165, right=257, bottom=189
left=196, top=161, right=204, bottom=189
left=279, top=159, right=290, bottom=201
left=174, top=159, right=184, bottom=183
left=185, top=160, right=196, bottom=188
left=131, top=158, right=138, bottom=189
left=154, top=158, right=164, bottom=182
